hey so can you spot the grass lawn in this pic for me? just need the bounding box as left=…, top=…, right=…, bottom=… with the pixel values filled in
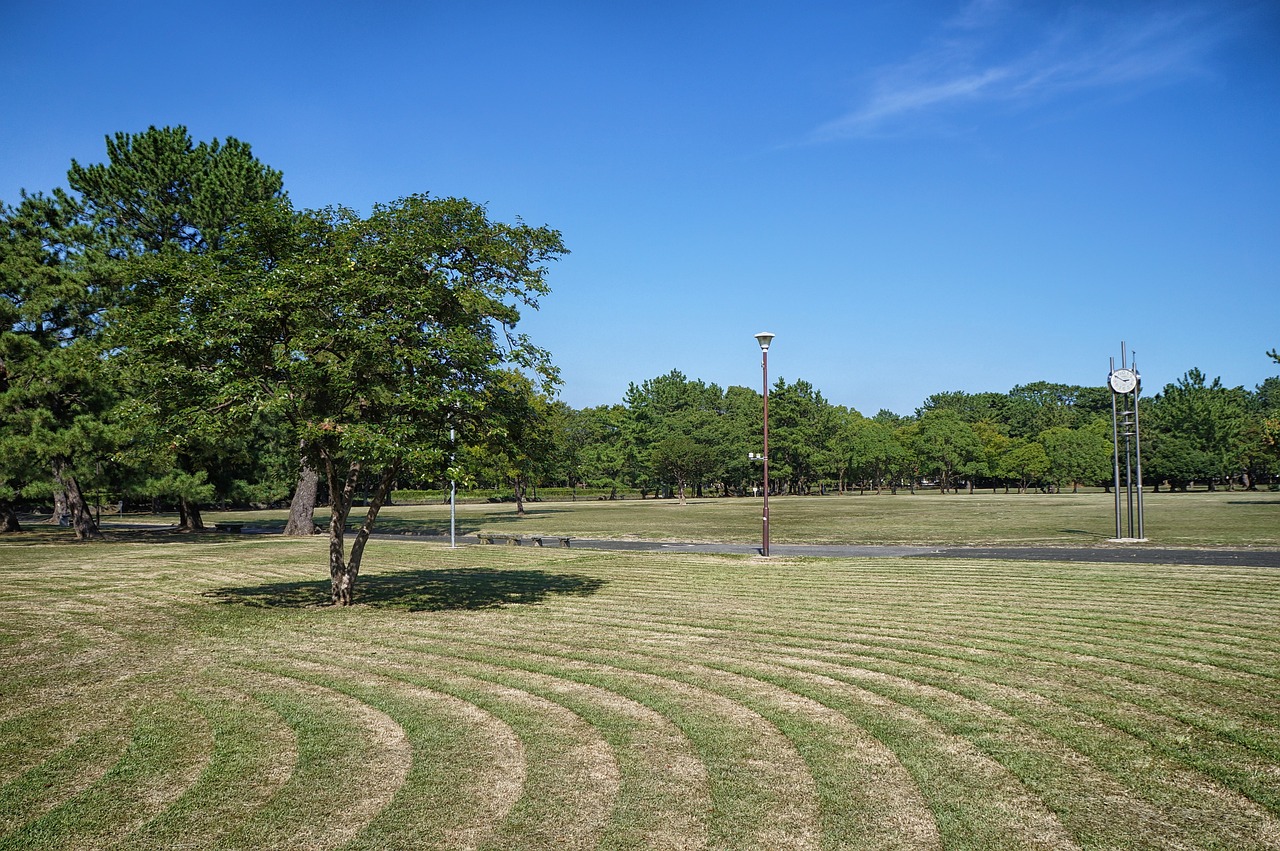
left=3, top=494, right=1280, bottom=849
left=195, top=489, right=1280, bottom=548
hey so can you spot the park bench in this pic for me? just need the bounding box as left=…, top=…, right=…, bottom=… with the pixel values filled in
left=477, top=533, right=523, bottom=546
left=532, top=536, right=573, bottom=548
left=213, top=522, right=244, bottom=533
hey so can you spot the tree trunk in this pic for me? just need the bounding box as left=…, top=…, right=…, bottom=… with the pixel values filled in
left=514, top=475, right=526, bottom=517
left=326, top=458, right=398, bottom=606
left=1, top=503, right=19, bottom=533
left=178, top=496, right=205, bottom=532
left=44, top=487, right=69, bottom=525
left=284, top=456, right=321, bottom=536
left=53, top=462, right=100, bottom=541
left=326, top=456, right=359, bottom=606
left=344, top=466, right=397, bottom=595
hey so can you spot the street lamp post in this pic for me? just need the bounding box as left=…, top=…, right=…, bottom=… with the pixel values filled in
left=754, top=332, right=775, bottom=556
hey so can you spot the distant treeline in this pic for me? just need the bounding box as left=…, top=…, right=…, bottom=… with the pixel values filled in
left=468, top=367, right=1279, bottom=503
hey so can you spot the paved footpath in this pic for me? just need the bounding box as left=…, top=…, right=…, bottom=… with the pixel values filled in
left=394, top=533, right=1280, bottom=568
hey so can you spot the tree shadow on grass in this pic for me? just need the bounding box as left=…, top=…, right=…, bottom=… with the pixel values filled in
left=206, top=567, right=607, bottom=612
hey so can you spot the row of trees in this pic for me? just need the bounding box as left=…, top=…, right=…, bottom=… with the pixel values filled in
left=486, top=365, right=1280, bottom=503
left=1, top=126, right=566, bottom=603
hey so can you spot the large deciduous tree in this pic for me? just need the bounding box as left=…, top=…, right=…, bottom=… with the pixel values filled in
left=910, top=409, right=983, bottom=493
left=213, top=194, right=564, bottom=604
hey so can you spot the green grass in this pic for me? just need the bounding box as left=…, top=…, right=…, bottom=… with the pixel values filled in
left=3, top=522, right=1280, bottom=849
left=187, top=489, right=1280, bottom=548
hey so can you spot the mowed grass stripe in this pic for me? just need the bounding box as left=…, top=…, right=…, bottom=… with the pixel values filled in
left=762, top=656, right=1280, bottom=850
left=0, top=721, right=132, bottom=838
left=250, top=647, right=721, bottom=844
left=320, top=626, right=978, bottom=850
left=408, top=610, right=1276, bottom=849
left=473, top=584, right=1280, bottom=763
left=357, top=623, right=1064, bottom=850
left=391, top=655, right=818, bottom=850
left=247, top=657, right=624, bottom=851
left=230, top=667, right=529, bottom=851
left=475, top=561, right=1280, bottom=820
left=108, top=684, right=298, bottom=850
left=355, top=547, right=1280, bottom=839
left=0, top=694, right=212, bottom=851
left=240, top=621, right=820, bottom=850
left=211, top=674, right=412, bottom=851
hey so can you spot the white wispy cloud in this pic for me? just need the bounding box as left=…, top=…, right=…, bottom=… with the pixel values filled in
left=810, top=1, right=1237, bottom=142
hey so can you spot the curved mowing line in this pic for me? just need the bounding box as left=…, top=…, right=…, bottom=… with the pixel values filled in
left=248, top=658, right=622, bottom=851
left=382, top=655, right=821, bottom=850
left=0, top=698, right=131, bottom=789
left=502, top=607, right=1280, bottom=806
left=535, top=591, right=1280, bottom=708
left=349, top=627, right=1068, bottom=850
left=382, top=614, right=1280, bottom=847
left=255, top=641, right=820, bottom=850
left=209, top=673, right=412, bottom=851
left=576, top=583, right=1280, bottom=665
left=422, top=622, right=1273, bottom=850
left=0, top=695, right=213, bottom=851
left=389, top=662, right=708, bottom=851
left=0, top=720, right=132, bottom=838
left=500, top=604, right=1280, bottom=746
left=763, top=655, right=1280, bottom=851
left=423, top=604, right=1279, bottom=736
left=107, top=682, right=300, bottom=850
left=446, top=662, right=712, bottom=851
left=230, top=663, right=528, bottom=851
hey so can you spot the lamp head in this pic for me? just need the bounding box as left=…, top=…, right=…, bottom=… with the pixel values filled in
left=754, top=332, right=775, bottom=352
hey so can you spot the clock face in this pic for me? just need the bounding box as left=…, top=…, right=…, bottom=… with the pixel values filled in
left=1110, top=368, right=1137, bottom=394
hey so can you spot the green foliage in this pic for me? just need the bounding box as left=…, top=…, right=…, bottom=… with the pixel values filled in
left=1146, top=368, right=1253, bottom=489
left=839, top=416, right=908, bottom=493
left=768, top=379, right=840, bottom=493
left=909, top=410, right=984, bottom=492
left=0, top=190, right=118, bottom=534
left=1040, top=421, right=1113, bottom=492
left=1003, top=440, right=1051, bottom=492
left=67, top=125, right=284, bottom=254
left=622, top=370, right=738, bottom=496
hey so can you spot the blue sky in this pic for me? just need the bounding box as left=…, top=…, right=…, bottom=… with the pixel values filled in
left=3, top=1, right=1278, bottom=415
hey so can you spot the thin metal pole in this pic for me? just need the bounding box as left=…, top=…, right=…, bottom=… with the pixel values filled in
left=1111, top=357, right=1122, bottom=539
left=1132, top=376, right=1145, bottom=539
left=449, top=427, right=457, bottom=548
left=1125, top=427, right=1135, bottom=539
left=762, top=348, right=770, bottom=557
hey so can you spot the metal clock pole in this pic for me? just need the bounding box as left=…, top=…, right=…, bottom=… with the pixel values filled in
left=1108, top=342, right=1146, bottom=542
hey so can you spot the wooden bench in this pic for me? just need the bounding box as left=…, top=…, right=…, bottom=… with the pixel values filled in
left=477, top=533, right=522, bottom=546
left=532, top=536, right=573, bottom=548
left=213, top=522, right=244, bottom=533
